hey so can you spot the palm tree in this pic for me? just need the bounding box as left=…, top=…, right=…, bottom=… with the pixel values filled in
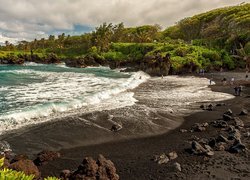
left=232, top=43, right=250, bottom=71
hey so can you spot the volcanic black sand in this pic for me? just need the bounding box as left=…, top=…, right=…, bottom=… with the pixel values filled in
left=1, top=72, right=250, bottom=179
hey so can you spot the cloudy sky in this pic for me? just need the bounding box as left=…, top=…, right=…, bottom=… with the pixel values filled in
left=0, top=0, right=249, bottom=44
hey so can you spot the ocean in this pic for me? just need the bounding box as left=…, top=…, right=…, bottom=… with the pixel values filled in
left=0, top=63, right=149, bottom=134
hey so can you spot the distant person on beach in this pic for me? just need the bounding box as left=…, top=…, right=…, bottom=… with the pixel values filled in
left=199, top=69, right=204, bottom=75
left=230, top=77, right=235, bottom=85
left=222, top=77, right=227, bottom=85
left=246, top=74, right=248, bottom=80
left=239, top=85, right=242, bottom=96
left=234, top=86, right=238, bottom=96
left=139, top=76, right=142, bottom=79
left=234, top=85, right=243, bottom=96
left=201, top=69, right=205, bottom=75
left=209, top=79, right=212, bottom=85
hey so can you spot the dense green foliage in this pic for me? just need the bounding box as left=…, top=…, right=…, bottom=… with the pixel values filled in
left=163, top=3, right=250, bottom=53
left=100, top=42, right=235, bottom=71
left=0, top=3, right=249, bottom=72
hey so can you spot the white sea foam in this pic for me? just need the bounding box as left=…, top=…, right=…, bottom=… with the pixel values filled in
left=24, top=62, right=45, bottom=66
left=146, top=76, right=234, bottom=109
left=0, top=69, right=149, bottom=134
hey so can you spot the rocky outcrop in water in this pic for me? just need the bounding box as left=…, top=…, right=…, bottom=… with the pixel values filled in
left=140, top=53, right=171, bottom=76
left=65, top=55, right=108, bottom=68
left=110, top=53, right=171, bottom=76
left=0, top=55, right=24, bottom=64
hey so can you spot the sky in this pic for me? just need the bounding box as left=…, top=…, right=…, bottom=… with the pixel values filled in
left=0, top=0, right=249, bottom=44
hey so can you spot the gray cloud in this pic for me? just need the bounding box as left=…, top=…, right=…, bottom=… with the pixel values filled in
left=0, top=0, right=248, bottom=44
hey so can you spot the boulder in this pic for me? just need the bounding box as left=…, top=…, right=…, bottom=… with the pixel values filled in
left=168, top=151, right=178, bottom=160
left=96, top=154, right=119, bottom=180
left=191, top=123, right=207, bottom=132
left=228, top=129, right=241, bottom=140
left=10, top=154, right=28, bottom=164
left=215, top=143, right=226, bottom=151
left=212, top=120, right=228, bottom=128
left=60, top=169, right=71, bottom=179
left=198, top=138, right=209, bottom=145
left=2, top=150, right=14, bottom=161
left=70, top=155, right=119, bottom=180
left=9, top=159, right=40, bottom=179
left=154, top=154, right=170, bottom=165
left=224, top=109, right=233, bottom=116
left=233, top=117, right=244, bottom=129
left=200, top=104, right=205, bottom=109
left=191, top=141, right=214, bottom=156
left=216, top=134, right=228, bottom=143
left=33, top=150, right=61, bottom=166
left=229, top=140, right=246, bottom=153
left=173, top=162, right=181, bottom=172
left=206, top=150, right=215, bottom=156
left=223, top=114, right=234, bottom=121
left=216, top=103, right=226, bottom=106
left=227, top=125, right=236, bottom=132
left=189, top=135, right=200, bottom=141
left=110, top=124, right=122, bottom=132
left=71, top=157, right=98, bottom=179
left=207, top=104, right=214, bottom=111
left=191, top=141, right=207, bottom=155
left=204, top=145, right=214, bottom=156
left=239, top=109, right=248, bottom=116
left=208, top=138, right=216, bottom=148
left=180, top=129, right=188, bottom=133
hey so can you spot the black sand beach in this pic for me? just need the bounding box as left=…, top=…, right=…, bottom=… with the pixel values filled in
left=1, top=72, right=250, bottom=179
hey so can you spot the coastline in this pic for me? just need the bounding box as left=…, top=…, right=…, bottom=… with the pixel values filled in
left=1, top=72, right=249, bottom=179
left=40, top=72, right=249, bottom=179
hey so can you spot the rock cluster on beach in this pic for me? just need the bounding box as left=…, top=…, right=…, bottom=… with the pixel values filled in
left=158, top=98, right=249, bottom=179
left=61, top=154, right=119, bottom=180
left=0, top=149, right=119, bottom=180
left=186, top=108, right=248, bottom=156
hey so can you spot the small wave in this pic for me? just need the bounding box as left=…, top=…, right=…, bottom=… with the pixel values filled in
left=24, top=62, right=46, bottom=66
left=0, top=70, right=149, bottom=134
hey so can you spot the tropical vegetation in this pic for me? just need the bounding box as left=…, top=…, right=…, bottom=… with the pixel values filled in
left=0, top=3, right=249, bottom=73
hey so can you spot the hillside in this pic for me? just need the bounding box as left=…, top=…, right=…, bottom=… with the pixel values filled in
left=163, top=3, right=250, bottom=54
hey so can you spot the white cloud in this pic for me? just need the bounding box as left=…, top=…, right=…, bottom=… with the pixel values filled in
left=0, top=0, right=249, bottom=43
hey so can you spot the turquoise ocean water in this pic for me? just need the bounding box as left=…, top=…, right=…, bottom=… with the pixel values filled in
left=0, top=63, right=148, bottom=133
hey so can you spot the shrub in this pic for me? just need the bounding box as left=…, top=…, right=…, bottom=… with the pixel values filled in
left=102, top=51, right=126, bottom=61
left=174, top=46, right=190, bottom=57
left=201, top=49, right=221, bottom=62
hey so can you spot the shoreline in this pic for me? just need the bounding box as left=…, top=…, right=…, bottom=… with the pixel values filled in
left=1, top=72, right=249, bottom=179
left=0, top=74, right=233, bottom=151
left=39, top=73, right=250, bottom=179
